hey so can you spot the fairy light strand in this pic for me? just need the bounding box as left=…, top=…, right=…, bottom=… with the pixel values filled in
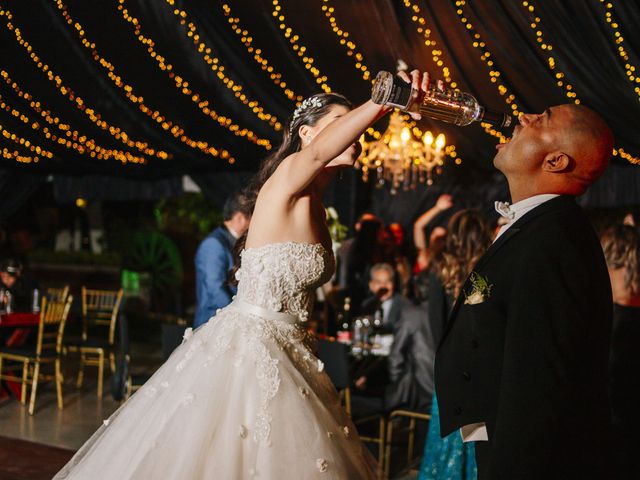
left=521, top=1, right=579, bottom=103
left=270, top=0, right=332, bottom=94
left=400, top=0, right=503, bottom=147
left=0, top=6, right=169, bottom=162
left=221, top=3, right=302, bottom=105
left=54, top=1, right=234, bottom=162
left=525, top=1, right=639, bottom=164
left=0, top=70, right=146, bottom=163
left=164, top=0, right=281, bottom=131
left=0, top=121, right=54, bottom=161
left=320, top=0, right=371, bottom=82
left=117, top=0, right=270, bottom=151
left=401, top=0, right=455, bottom=88
left=453, top=1, right=522, bottom=124
left=1, top=147, right=34, bottom=163
left=598, top=0, right=640, bottom=101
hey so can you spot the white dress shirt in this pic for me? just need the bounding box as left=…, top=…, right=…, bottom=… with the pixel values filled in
left=460, top=194, right=559, bottom=443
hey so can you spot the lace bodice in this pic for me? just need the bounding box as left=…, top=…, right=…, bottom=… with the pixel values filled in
left=235, top=242, right=334, bottom=322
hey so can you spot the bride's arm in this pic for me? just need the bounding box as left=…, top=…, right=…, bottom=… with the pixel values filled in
left=274, top=100, right=389, bottom=196
left=275, top=70, right=429, bottom=197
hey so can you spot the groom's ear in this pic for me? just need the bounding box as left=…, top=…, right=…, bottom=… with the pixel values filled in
left=542, top=151, right=572, bottom=173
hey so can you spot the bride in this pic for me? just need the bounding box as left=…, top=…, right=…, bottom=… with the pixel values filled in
left=55, top=71, right=429, bottom=479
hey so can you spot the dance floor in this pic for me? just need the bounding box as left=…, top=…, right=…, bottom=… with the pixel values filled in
left=0, top=436, right=74, bottom=480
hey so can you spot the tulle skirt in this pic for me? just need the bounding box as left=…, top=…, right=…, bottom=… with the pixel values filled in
left=54, top=304, right=378, bottom=479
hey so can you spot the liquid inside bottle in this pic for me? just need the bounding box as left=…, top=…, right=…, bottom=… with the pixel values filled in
left=371, top=70, right=512, bottom=129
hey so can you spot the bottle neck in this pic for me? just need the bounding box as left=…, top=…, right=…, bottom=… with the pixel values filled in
left=477, top=106, right=513, bottom=128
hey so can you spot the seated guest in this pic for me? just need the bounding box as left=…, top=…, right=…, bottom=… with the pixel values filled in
left=0, top=258, right=22, bottom=300
left=385, top=290, right=435, bottom=414
left=601, top=224, right=640, bottom=479
left=360, top=262, right=413, bottom=332
left=193, top=192, right=251, bottom=328
left=0, top=258, right=35, bottom=312
left=356, top=263, right=435, bottom=413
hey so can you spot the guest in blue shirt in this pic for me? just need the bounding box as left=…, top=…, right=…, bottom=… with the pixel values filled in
left=193, top=192, right=251, bottom=328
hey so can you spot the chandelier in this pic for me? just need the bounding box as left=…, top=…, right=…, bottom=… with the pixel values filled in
left=357, top=111, right=448, bottom=193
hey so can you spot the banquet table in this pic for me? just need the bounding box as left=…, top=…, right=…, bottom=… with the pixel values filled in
left=0, top=312, right=40, bottom=400
left=0, top=312, right=40, bottom=327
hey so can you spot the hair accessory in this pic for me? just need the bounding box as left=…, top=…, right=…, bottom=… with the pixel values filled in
left=290, top=96, right=323, bottom=133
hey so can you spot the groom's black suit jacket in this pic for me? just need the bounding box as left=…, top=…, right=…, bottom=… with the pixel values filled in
left=435, top=196, right=613, bottom=479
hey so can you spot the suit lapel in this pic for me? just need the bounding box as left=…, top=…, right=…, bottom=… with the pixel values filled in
left=388, top=295, right=401, bottom=327
left=438, top=195, right=576, bottom=348
left=220, top=227, right=236, bottom=251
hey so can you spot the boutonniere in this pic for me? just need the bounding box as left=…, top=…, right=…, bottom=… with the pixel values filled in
left=464, top=272, right=493, bottom=305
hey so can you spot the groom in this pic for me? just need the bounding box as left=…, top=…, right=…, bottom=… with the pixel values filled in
left=435, top=104, right=615, bottom=479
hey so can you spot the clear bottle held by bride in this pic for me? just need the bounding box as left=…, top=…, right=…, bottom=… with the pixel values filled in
left=371, top=70, right=513, bottom=128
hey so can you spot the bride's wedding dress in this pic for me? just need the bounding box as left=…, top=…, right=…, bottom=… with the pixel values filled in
left=55, top=242, right=377, bottom=479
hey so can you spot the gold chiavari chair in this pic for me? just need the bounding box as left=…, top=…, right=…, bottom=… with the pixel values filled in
left=0, top=295, right=73, bottom=415
left=317, top=338, right=387, bottom=467
left=383, top=409, right=432, bottom=477
left=45, top=285, right=70, bottom=303
left=73, top=287, right=123, bottom=398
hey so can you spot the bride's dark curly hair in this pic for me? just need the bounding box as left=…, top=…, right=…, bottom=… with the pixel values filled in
left=229, top=93, right=352, bottom=284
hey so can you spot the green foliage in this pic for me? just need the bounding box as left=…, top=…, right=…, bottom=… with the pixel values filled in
left=326, top=207, right=348, bottom=243
left=155, top=193, right=222, bottom=239
left=469, top=271, right=492, bottom=296
left=122, top=230, right=183, bottom=292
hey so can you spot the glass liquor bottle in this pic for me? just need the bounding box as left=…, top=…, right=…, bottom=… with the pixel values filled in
left=371, top=70, right=512, bottom=128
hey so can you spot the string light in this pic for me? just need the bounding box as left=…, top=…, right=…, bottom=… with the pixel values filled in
left=0, top=121, right=54, bottom=162
left=400, top=0, right=504, bottom=147
left=0, top=69, right=146, bottom=163
left=53, top=1, right=234, bottom=162
left=320, top=0, right=371, bottom=82
left=221, top=3, right=302, bottom=105
left=164, top=0, right=281, bottom=132
left=270, top=0, right=332, bottom=94
left=0, top=7, right=170, bottom=162
left=453, top=0, right=522, bottom=124
left=598, top=0, right=640, bottom=100
left=401, top=0, right=455, bottom=87
left=521, top=2, right=579, bottom=103
left=524, top=1, right=639, bottom=164
left=613, top=147, right=640, bottom=165
left=2, top=147, right=34, bottom=163
left=116, top=0, right=270, bottom=151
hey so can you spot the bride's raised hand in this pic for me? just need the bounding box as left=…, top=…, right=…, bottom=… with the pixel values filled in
left=397, top=69, right=433, bottom=121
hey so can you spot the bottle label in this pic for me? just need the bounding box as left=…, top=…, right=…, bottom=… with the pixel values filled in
left=372, top=71, right=412, bottom=109
left=386, top=80, right=412, bottom=109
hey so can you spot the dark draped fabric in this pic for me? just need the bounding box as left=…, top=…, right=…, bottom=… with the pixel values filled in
left=0, top=0, right=639, bottom=212
left=0, top=168, right=46, bottom=221
left=52, top=175, right=184, bottom=204
left=579, top=164, right=640, bottom=209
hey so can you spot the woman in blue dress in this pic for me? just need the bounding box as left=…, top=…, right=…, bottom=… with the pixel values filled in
left=418, top=209, right=493, bottom=480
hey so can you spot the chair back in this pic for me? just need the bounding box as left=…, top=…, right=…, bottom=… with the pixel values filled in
left=317, top=339, right=351, bottom=390
left=81, top=288, right=124, bottom=345
left=45, top=286, right=70, bottom=303
left=35, top=295, right=73, bottom=357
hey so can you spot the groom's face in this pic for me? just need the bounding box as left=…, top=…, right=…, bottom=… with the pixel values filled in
left=493, top=105, right=569, bottom=177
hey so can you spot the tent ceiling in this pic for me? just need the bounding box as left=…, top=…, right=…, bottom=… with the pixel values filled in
left=0, top=0, right=638, bottom=179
